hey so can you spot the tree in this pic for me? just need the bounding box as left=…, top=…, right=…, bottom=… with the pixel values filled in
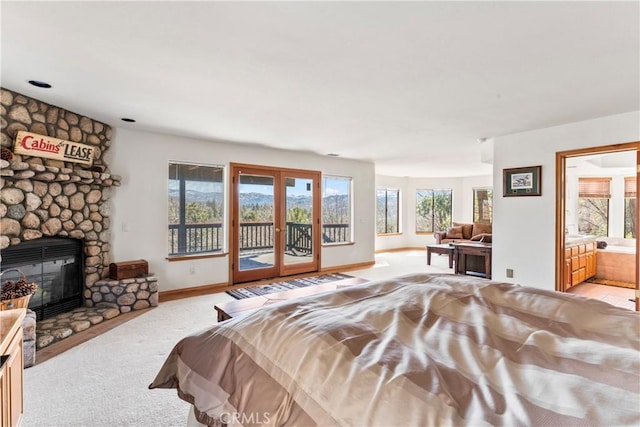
left=625, top=198, right=636, bottom=238
left=416, top=192, right=434, bottom=232
left=185, top=201, right=212, bottom=223
left=240, top=203, right=273, bottom=222
left=287, top=206, right=310, bottom=223
left=578, top=198, right=608, bottom=237
left=376, top=190, right=398, bottom=233
left=322, top=195, right=349, bottom=224
left=473, top=189, right=493, bottom=223
left=416, top=190, right=452, bottom=232
left=433, top=191, right=452, bottom=231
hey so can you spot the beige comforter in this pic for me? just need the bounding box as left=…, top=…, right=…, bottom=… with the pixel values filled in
left=150, top=273, right=640, bottom=426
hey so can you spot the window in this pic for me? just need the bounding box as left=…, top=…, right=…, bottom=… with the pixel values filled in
left=577, top=177, right=610, bottom=237
left=322, top=176, right=353, bottom=244
left=624, top=176, right=636, bottom=238
left=377, top=188, right=400, bottom=234
left=168, top=162, right=224, bottom=256
left=473, top=188, right=493, bottom=223
left=415, top=189, right=452, bottom=233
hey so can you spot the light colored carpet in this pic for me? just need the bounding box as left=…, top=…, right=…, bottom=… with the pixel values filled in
left=22, top=250, right=633, bottom=426
left=22, top=292, right=235, bottom=427
left=22, top=250, right=629, bottom=425
left=21, top=249, right=451, bottom=427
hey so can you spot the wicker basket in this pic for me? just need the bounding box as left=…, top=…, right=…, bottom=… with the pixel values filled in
left=0, top=269, right=35, bottom=311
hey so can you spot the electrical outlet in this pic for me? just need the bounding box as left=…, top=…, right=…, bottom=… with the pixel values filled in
left=506, top=268, right=514, bottom=278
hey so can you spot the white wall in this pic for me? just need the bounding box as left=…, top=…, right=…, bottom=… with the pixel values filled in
left=374, top=174, right=492, bottom=251
left=492, top=111, right=639, bottom=289
left=107, top=128, right=376, bottom=291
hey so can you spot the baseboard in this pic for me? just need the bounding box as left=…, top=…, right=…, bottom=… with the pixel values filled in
left=375, top=246, right=425, bottom=253
left=159, top=282, right=229, bottom=302
left=321, top=260, right=375, bottom=273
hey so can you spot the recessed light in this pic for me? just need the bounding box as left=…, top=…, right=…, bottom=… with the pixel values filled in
left=327, top=153, right=340, bottom=157
left=28, top=80, right=52, bottom=88
left=121, top=118, right=136, bottom=123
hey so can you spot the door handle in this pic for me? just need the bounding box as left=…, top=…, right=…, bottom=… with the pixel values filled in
left=275, top=228, right=281, bottom=232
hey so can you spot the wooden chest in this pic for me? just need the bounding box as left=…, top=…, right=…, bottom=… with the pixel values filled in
left=109, top=260, right=148, bottom=280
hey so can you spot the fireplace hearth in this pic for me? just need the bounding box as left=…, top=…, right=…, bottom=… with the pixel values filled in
left=1, top=237, right=84, bottom=320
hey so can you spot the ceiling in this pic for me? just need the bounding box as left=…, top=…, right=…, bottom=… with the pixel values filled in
left=2, top=1, right=638, bottom=178
left=567, top=150, right=637, bottom=175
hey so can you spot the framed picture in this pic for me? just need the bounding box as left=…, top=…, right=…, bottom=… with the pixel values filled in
left=503, top=165, right=541, bottom=197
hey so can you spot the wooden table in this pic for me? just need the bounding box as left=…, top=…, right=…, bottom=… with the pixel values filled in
left=215, top=277, right=369, bottom=322
left=452, top=242, right=492, bottom=279
left=426, top=243, right=454, bottom=268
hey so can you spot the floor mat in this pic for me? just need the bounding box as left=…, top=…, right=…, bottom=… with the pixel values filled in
left=226, top=273, right=354, bottom=300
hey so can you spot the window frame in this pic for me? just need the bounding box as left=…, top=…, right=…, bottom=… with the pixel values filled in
left=168, top=161, right=226, bottom=258
left=472, top=187, right=493, bottom=224
left=577, top=177, right=611, bottom=238
left=624, top=176, right=637, bottom=238
left=377, top=188, right=401, bottom=235
left=415, top=188, right=453, bottom=233
left=321, top=175, right=354, bottom=246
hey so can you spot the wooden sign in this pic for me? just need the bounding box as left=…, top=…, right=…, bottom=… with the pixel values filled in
left=13, top=131, right=94, bottom=166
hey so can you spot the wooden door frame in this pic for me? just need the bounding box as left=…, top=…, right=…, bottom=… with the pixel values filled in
left=555, top=141, right=640, bottom=311
left=229, top=163, right=322, bottom=285
left=279, top=168, right=322, bottom=277
left=230, top=165, right=280, bottom=284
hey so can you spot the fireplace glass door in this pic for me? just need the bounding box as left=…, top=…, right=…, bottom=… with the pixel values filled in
left=1, top=237, right=83, bottom=320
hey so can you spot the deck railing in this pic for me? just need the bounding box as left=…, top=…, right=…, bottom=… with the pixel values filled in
left=238, top=222, right=274, bottom=252
left=169, top=223, right=223, bottom=255
left=169, top=222, right=350, bottom=255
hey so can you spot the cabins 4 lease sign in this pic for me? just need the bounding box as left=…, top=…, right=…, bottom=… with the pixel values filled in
left=13, top=131, right=94, bottom=166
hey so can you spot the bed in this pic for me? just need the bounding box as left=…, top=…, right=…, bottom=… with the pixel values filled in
left=149, top=273, right=640, bottom=426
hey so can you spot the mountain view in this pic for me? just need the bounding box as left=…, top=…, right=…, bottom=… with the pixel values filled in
left=169, top=190, right=350, bottom=223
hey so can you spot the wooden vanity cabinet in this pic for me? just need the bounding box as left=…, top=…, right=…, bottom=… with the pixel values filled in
left=564, top=242, right=596, bottom=291
left=564, top=248, right=573, bottom=290
left=0, top=355, right=6, bottom=427
left=1, top=309, right=25, bottom=427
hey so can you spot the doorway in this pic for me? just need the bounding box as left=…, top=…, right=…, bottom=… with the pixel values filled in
left=555, top=141, right=640, bottom=311
left=230, top=163, right=321, bottom=284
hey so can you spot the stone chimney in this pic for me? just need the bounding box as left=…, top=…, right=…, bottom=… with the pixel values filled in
left=1, top=87, right=121, bottom=303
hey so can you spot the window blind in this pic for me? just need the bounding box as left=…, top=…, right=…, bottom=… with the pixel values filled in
left=578, top=177, right=611, bottom=198
left=624, top=176, right=637, bottom=198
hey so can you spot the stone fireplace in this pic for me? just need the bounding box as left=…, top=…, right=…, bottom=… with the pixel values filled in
left=1, top=87, right=123, bottom=312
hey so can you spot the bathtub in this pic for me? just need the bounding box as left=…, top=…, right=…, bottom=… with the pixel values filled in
left=595, top=244, right=637, bottom=284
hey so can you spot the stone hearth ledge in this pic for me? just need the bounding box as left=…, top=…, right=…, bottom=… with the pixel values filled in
left=89, top=275, right=159, bottom=310
left=36, top=306, right=123, bottom=350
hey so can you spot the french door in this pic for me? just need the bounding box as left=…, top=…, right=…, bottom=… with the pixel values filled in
left=230, top=164, right=321, bottom=284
